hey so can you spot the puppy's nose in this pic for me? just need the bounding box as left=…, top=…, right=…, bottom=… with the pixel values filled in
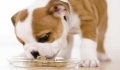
left=31, top=51, right=40, bottom=59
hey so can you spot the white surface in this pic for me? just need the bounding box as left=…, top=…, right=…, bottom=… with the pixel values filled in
left=0, top=0, right=120, bottom=66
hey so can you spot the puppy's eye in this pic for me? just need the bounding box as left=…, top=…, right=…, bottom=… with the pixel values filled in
left=38, top=33, right=50, bottom=43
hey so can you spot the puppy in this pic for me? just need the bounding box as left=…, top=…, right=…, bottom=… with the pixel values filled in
left=11, top=0, right=109, bottom=67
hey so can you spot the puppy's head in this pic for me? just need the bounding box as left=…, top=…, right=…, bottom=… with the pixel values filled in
left=11, top=0, right=70, bottom=59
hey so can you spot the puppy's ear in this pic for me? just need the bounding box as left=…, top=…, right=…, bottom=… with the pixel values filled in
left=11, top=9, right=28, bottom=26
left=11, top=11, right=20, bottom=26
left=47, top=1, right=70, bottom=18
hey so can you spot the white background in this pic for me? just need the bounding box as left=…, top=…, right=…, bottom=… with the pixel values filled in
left=0, top=0, right=120, bottom=64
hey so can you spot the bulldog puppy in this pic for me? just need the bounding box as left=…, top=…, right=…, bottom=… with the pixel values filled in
left=11, top=0, right=109, bottom=67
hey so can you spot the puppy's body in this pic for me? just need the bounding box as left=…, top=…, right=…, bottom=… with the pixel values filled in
left=11, top=0, right=108, bottom=67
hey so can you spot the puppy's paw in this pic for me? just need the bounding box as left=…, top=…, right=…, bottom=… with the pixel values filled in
left=79, top=59, right=100, bottom=67
left=97, top=53, right=111, bottom=61
left=80, top=38, right=99, bottom=67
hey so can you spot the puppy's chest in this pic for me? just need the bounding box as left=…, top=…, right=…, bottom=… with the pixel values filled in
left=63, top=1, right=80, bottom=34
left=67, top=12, right=80, bottom=34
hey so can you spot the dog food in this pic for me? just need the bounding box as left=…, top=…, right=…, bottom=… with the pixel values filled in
left=30, top=56, right=67, bottom=67
left=37, top=56, right=47, bottom=60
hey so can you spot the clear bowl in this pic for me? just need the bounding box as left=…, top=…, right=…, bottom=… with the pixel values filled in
left=8, top=57, right=80, bottom=68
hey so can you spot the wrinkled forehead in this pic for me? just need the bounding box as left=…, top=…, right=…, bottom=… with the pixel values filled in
left=32, top=7, right=63, bottom=34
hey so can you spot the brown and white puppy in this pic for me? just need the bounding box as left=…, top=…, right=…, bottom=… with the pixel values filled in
left=11, top=0, right=109, bottom=67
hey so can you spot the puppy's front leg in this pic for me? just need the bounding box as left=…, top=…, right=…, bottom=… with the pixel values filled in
left=68, top=0, right=100, bottom=67
left=79, top=15, right=99, bottom=67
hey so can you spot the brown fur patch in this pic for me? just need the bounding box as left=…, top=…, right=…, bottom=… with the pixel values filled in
left=32, top=5, right=63, bottom=43
left=11, top=9, right=28, bottom=26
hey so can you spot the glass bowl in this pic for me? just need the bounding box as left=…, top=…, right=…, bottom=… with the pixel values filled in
left=8, top=57, right=80, bottom=68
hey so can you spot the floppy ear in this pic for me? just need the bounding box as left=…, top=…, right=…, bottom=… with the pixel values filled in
left=48, top=1, right=70, bottom=18
left=11, top=9, right=28, bottom=26
left=11, top=11, right=20, bottom=26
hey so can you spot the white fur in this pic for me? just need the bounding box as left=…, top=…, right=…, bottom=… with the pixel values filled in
left=79, top=38, right=99, bottom=67
left=16, top=21, right=35, bottom=43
